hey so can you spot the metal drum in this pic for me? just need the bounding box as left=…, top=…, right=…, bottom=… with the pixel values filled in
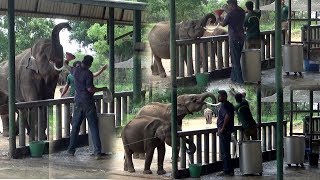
left=239, top=140, right=263, bottom=175
left=89, top=113, right=115, bottom=154
left=284, top=136, right=305, bottom=167
left=282, top=44, right=304, bottom=75
left=241, top=49, right=261, bottom=83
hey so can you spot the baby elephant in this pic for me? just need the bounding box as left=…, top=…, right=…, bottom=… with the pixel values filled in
left=121, top=116, right=171, bottom=175
left=204, top=108, right=213, bottom=124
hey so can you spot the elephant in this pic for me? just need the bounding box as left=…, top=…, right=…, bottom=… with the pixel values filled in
left=133, top=92, right=216, bottom=159
left=204, top=107, right=213, bottom=124
left=148, top=13, right=216, bottom=78
left=0, top=22, right=71, bottom=138
left=121, top=115, right=196, bottom=175
left=137, top=92, right=217, bottom=127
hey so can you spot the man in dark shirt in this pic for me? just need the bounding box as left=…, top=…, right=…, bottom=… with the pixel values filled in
left=216, top=90, right=235, bottom=176
left=220, top=0, right=246, bottom=84
left=244, top=1, right=261, bottom=49
left=234, top=93, right=257, bottom=140
left=67, top=55, right=109, bottom=160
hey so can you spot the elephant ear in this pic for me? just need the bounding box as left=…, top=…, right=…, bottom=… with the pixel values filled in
left=143, top=118, right=164, bottom=151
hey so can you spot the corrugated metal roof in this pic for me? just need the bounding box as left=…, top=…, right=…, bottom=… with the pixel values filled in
left=260, top=0, right=320, bottom=12
left=0, top=0, right=147, bottom=25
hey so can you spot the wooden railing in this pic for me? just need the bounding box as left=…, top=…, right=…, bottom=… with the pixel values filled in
left=177, top=121, right=287, bottom=169
left=15, top=90, right=146, bottom=147
left=301, top=25, right=320, bottom=48
left=175, top=30, right=284, bottom=78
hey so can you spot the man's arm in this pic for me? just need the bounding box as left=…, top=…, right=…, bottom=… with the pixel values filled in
left=61, top=84, right=70, bottom=98
left=93, top=64, right=108, bottom=77
left=219, top=13, right=230, bottom=27
left=221, top=113, right=231, bottom=132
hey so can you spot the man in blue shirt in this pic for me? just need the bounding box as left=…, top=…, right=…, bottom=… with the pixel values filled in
left=220, top=0, right=246, bottom=84
left=67, top=55, right=109, bottom=160
left=217, top=90, right=235, bottom=176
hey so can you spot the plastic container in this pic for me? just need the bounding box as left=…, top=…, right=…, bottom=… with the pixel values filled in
left=284, top=136, right=305, bottom=167
left=241, top=49, right=261, bottom=83
left=239, top=140, right=263, bottom=175
left=89, top=113, right=115, bottom=154
left=195, top=73, right=209, bottom=87
left=29, top=141, right=45, bottom=157
left=282, top=44, right=304, bottom=73
left=189, top=163, right=202, bottom=178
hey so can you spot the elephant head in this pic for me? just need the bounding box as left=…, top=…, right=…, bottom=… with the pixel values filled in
left=151, top=120, right=196, bottom=155
left=178, top=13, right=217, bottom=40
left=30, top=22, right=72, bottom=74
left=177, top=92, right=216, bottom=117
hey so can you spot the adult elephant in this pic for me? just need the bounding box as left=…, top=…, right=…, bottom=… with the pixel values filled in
left=0, top=22, right=71, bottom=137
left=137, top=92, right=216, bottom=126
left=149, top=13, right=216, bottom=78
left=122, top=115, right=196, bottom=175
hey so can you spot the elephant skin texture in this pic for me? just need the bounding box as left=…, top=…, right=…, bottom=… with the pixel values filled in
left=148, top=13, right=216, bottom=78
left=121, top=115, right=196, bottom=175
left=0, top=22, right=72, bottom=138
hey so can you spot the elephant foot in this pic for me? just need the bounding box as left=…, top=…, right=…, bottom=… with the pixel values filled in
left=124, top=166, right=128, bottom=171
left=143, top=169, right=152, bottom=174
left=157, top=169, right=166, bottom=175
left=160, top=72, right=167, bottom=78
left=139, top=153, right=145, bottom=159
left=128, top=168, right=135, bottom=173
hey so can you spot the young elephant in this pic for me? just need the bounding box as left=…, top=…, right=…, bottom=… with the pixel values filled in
left=121, top=115, right=196, bottom=175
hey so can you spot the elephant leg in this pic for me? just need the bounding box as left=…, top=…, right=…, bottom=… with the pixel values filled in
left=133, top=153, right=139, bottom=159
left=151, top=59, right=159, bottom=76
left=143, top=146, right=155, bottom=174
left=1, top=115, right=9, bottom=137
left=154, top=55, right=167, bottom=78
left=157, top=142, right=166, bottom=175
left=124, top=155, right=128, bottom=171
left=125, top=150, right=135, bottom=173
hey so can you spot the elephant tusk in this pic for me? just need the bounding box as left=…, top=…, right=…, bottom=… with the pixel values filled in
left=53, top=63, right=64, bottom=71
left=206, top=102, right=221, bottom=107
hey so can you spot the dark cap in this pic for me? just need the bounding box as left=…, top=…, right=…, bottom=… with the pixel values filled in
left=82, top=55, right=93, bottom=67
left=227, top=0, right=237, bottom=4
left=218, top=90, right=228, bottom=97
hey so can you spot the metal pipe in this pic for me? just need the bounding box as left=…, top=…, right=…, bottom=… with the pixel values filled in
left=108, top=8, right=115, bottom=113
left=290, top=90, right=293, bottom=136
left=257, top=82, right=261, bottom=140
left=8, top=0, right=16, bottom=158
left=288, top=0, right=291, bottom=44
left=170, top=0, right=178, bottom=178
left=275, top=0, right=284, bottom=179
left=133, top=10, right=142, bottom=105
left=255, top=0, right=259, bottom=10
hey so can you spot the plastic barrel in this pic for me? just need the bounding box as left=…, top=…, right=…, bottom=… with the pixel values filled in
left=189, top=163, right=202, bottom=178
left=29, top=141, right=45, bottom=157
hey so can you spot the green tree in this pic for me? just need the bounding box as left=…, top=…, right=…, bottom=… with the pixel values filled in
left=0, top=17, right=54, bottom=61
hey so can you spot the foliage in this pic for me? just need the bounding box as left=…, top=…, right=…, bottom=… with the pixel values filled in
left=69, top=21, right=95, bottom=47
left=0, top=17, right=54, bottom=62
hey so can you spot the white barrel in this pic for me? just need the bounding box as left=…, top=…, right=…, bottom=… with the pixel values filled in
left=241, top=49, right=261, bottom=83
left=89, top=113, right=115, bottom=154
left=282, top=44, right=304, bottom=72
left=239, top=140, right=263, bottom=175
left=284, top=136, right=305, bottom=164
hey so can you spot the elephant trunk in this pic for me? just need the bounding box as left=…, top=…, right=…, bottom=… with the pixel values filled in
left=199, top=13, right=216, bottom=28
left=185, top=137, right=196, bottom=155
left=50, top=22, right=72, bottom=70
left=200, top=92, right=217, bottom=104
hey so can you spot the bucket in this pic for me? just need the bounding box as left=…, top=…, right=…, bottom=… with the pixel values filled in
left=189, top=163, right=202, bottom=178
left=195, top=73, right=209, bottom=87
left=29, top=141, right=45, bottom=157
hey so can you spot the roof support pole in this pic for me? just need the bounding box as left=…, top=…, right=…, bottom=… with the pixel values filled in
left=288, top=0, right=291, bottom=44
left=255, top=0, right=259, bottom=10
left=8, top=0, right=16, bottom=158
left=275, top=0, right=284, bottom=179
left=170, top=0, right=178, bottom=178
left=133, top=10, right=142, bottom=106
left=108, top=7, right=115, bottom=113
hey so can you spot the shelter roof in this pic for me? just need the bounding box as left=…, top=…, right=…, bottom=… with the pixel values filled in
left=260, top=0, right=320, bottom=12
left=0, top=0, right=147, bottom=25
